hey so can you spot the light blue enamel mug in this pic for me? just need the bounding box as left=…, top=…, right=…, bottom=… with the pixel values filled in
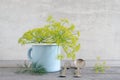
left=28, top=44, right=61, bottom=72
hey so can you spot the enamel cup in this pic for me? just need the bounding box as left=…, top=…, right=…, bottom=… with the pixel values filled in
left=28, top=44, right=61, bottom=72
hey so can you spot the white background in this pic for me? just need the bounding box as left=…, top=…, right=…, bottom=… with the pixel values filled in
left=0, top=0, right=120, bottom=61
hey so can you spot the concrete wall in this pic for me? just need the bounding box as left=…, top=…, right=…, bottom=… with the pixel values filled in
left=0, top=0, right=120, bottom=64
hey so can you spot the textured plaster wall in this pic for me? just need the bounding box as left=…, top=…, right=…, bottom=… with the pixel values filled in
left=0, top=0, right=120, bottom=61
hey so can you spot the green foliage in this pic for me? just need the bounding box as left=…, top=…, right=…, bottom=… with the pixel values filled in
left=94, top=56, right=110, bottom=73
left=18, top=16, right=80, bottom=60
left=57, top=54, right=64, bottom=60
left=16, top=61, right=47, bottom=75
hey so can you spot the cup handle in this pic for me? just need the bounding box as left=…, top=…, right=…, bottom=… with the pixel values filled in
left=28, top=47, right=32, bottom=60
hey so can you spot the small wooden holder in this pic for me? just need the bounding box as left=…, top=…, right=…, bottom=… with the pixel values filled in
left=59, top=63, right=67, bottom=77
left=73, top=59, right=85, bottom=77
left=74, top=67, right=81, bottom=78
